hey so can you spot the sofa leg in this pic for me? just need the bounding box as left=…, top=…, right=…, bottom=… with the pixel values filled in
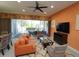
left=15, top=55, right=18, bottom=57
left=34, top=52, right=36, bottom=54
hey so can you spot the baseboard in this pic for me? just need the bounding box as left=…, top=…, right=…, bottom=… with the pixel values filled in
left=67, top=46, right=79, bottom=57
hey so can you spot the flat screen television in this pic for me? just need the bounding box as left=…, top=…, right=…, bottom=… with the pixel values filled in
left=54, top=32, right=68, bottom=45
left=56, top=22, right=70, bottom=34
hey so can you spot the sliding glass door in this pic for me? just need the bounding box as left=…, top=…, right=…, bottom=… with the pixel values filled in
left=11, top=19, right=48, bottom=38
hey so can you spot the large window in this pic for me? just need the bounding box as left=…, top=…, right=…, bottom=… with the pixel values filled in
left=11, top=19, right=48, bottom=37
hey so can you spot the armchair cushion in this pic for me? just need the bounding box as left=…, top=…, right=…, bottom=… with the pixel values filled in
left=25, top=38, right=29, bottom=44
left=19, top=39, right=25, bottom=45
left=19, top=36, right=29, bottom=44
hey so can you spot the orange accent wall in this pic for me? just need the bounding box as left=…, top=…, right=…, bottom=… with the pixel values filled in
left=50, top=2, right=79, bottom=51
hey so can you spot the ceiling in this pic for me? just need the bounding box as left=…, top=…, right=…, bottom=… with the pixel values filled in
left=0, top=1, right=77, bottom=16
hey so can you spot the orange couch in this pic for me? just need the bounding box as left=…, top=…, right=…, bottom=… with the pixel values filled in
left=14, top=35, right=36, bottom=56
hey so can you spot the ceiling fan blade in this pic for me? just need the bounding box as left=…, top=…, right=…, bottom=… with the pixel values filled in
left=39, top=6, right=48, bottom=8
left=38, top=8, right=43, bottom=12
left=36, top=1, right=39, bottom=7
left=28, top=6, right=35, bottom=8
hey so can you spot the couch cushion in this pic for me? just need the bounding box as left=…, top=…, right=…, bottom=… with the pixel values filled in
left=19, top=39, right=25, bottom=45
left=25, top=38, right=29, bottom=44
left=26, top=35, right=30, bottom=38
left=21, top=35, right=26, bottom=38
left=29, top=36, right=32, bottom=40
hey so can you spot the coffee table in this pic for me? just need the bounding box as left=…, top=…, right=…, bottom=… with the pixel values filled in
left=40, top=37, right=53, bottom=49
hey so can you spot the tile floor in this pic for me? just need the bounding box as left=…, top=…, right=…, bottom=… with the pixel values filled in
left=0, top=37, right=74, bottom=57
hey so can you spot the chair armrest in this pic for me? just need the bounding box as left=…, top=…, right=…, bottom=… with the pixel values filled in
left=46, top=46, right=55, bottom=52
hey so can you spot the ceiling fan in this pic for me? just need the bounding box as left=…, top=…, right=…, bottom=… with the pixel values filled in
left=29, top=1, right=48, bottom=13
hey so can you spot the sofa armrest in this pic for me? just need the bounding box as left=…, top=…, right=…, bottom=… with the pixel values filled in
left=14, top=40, right=20, bottom=48
left=46, top=46, right=55, bottom=57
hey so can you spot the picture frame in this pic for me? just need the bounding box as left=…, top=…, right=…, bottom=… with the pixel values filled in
left=76, top=15, right=79, bottom=30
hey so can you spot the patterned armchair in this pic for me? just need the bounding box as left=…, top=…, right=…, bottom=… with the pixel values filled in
left=46, top=43, right=67, bottom=57
left=0, top=33, right=11, bottom=55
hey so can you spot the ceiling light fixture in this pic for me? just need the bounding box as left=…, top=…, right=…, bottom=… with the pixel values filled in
left=51, top=5, right=54, bottom=8
left=17, top=1, right=21, bottom=3
left=44, top=12, right=47, bottom=14
left=22, top=9, right=26, bottom=12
